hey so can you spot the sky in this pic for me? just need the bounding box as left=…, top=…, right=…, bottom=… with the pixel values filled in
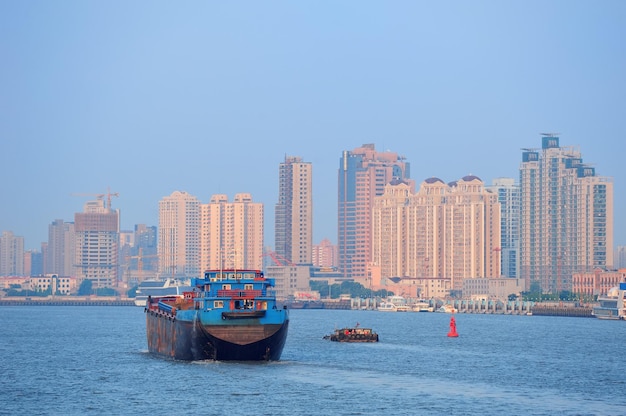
left=1, top=1, right=625, bottom=251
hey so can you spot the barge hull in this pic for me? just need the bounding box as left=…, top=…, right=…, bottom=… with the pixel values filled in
left=146, top=310, right=289, bottom=361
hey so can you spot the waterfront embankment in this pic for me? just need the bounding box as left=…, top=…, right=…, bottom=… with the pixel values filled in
left=0, top=296, right=134, bottom=306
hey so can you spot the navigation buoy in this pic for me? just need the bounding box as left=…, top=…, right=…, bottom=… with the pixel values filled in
left=447, top=315, right=459, bottom=337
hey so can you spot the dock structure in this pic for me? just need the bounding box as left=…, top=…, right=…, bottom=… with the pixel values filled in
left=0, top=297, right=134, bottom=306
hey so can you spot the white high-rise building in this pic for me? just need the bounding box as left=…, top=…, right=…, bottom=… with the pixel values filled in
left=275, top=156, right=312, bottom=266
left=486, top=178, right=520, bottom=278
left=520, top=135, right=614, bottom=293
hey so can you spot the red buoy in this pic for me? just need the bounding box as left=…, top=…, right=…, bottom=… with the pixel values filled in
left=447, top=315, right=459, bottom=337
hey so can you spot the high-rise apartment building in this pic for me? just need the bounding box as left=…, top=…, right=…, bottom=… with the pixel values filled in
left=372, top=175, right=501, bottom=291
left=338, top=144, right=413, bottom=280
left=486, top=178, right=520, bottom=278
left=0, top=231, right=24, bottom=276
left=520, top=135, right=614, bottom=293
left=275, top=156, right=312, bottom=266
left=312, top=238, right=338, bottom=269
left=200, top=193, right=263, bottom=270
left=74, top=199, right=120, bottom=288
left=158, top=191, right=200, bottom=278
left=46, top=219, right=75, bottom=276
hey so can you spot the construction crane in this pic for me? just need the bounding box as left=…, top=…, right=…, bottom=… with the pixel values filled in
left=125, top=247, right=160, bottom=282
left=262, top=251, right=295, bottom=267
left=71, top=187, right=119, bottom=209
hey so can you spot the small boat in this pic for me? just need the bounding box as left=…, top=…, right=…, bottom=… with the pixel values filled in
left=592, top=283, right=626, bottom=320
left=134, top=278, right=191, bottom=307
left=377, top=302, right=397, bottom=312
left=324, top=326, right=379, bottom=342
left=437, top=304, right=458, bottom=314
left=412, top=300, right=434, bottom=312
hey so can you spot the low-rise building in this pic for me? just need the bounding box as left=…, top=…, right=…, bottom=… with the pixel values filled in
left=572, top=269, right=626, bottom=297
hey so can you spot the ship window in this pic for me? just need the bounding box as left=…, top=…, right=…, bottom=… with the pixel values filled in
left=245, top=284, right=253, bottom=290
left=222, top=284, right=231, bottom=290
left=214, top=301, right=223, bottom=308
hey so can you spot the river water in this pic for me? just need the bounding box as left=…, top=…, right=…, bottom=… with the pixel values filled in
left=0, top=306, right=624, bottom=415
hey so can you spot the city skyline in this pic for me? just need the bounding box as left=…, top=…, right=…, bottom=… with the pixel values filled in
left=2, top=2, right=625, bottom=250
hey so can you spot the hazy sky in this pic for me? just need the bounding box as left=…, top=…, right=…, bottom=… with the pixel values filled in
left=2, top=1, right=625, bottom=250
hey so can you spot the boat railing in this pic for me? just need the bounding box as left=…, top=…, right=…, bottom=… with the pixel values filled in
left=198, top=289, right=269, bottom=298
left=217, top=289, right=263, bottom=298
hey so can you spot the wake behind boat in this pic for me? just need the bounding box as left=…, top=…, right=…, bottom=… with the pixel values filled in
left=145, top=269, right=289, bottom=361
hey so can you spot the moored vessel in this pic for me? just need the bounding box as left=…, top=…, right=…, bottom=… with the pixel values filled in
left=437, top=304, right=458, bottom=314
left=377, top=302, right=397, bottom=312
left=134, top=278, right=191, bottom=307
left=145, top=269, right=289, bottom=361
left=592, top=283, right=626, bottom=320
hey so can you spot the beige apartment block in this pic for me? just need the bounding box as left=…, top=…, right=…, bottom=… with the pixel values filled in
left=158, top=191, right=200, bottom=278
left=312, top=238, right=338, bottom=269
left=372, top=175, right=501, bottom=292
left=46, top=219, right=76, bottom=276
left=0, top=231, right=24, bottom=277
left=200, top=193, right=263, bottom=271
left=265, top=265, right=311, bottom=300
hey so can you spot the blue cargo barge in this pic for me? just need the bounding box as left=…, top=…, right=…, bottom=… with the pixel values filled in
left=145, top=269, right=289, bottom=361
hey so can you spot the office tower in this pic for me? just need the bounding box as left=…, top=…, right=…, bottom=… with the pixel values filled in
left=74, top=199, right=120, bottom=288
left=520, top=135, right=614, bottom=293
left=133, top=224, right=158, bottom=275
left=616, top=246, right=626, bottom=269
left=24, top=250, right=43, bottom=276
left=275, top=156, right=312, bottom=266
left=312, top=238, right=338, bottom=269
left=158, top=191, right=200, bottom=278
left=486, top=178, right=520, bottom=278
left=372, top=175, right=501, bottom=291
left=0, top=231, right=24, bottom=276
left=200, top=193, right=264, bottom=271
left=46, top=219, right=75, bottom=276
left=338, top=144, right=413, bottom=280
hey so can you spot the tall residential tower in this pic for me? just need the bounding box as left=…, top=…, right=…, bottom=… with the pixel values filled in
left=519, top=135, right=613, bottom=293
left=200, top=193, right=264, bottom=270
left=275, top=156, right=312, bottom=266
left=74, top=199, right=120, bottom=288
left=486, top=178, right=520, bottom=278
left=158, top=191, right=200, bottom=278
